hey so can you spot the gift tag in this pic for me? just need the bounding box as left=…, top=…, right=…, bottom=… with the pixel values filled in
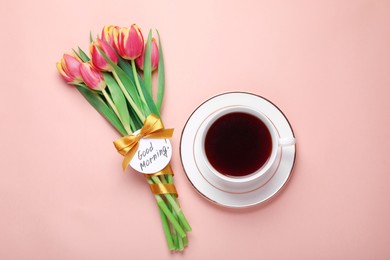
left=130, top=137, right=172, bottom=174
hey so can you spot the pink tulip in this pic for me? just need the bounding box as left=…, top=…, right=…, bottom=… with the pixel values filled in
left=56, top=54, right=83, bottom=83
left=114, top=24, right=144, bottom=60
left=90, top=38, right=118, bottom=71
left=79, top=62, right=106, bottom=91
left=101, top=25, right=120, bottom=47
left=136, top=38, right=159, bottom=71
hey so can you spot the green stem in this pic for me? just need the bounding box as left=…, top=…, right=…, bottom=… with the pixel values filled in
left=112, top=71, right=145, bottom=122
left=146, top=178, right=186, bottom=238
left=155, top=176, right=176, bottom=250
left=182, top=229, right=189, bottom=247
left=177, top=228, right=184, bottom=251
left=155, top=195, right=186, bottom=238
left=102, top=89, right=131, bottom=134
left=160, top=176, right=183, bottom=251
left=131, top=59, right=149, bottom=115
left=151, top=176, right=192, bottom=232
left=158, top=206, right=175, bottom=250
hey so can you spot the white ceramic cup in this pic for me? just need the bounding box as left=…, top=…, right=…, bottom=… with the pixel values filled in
left=195, top=106, right=295, bottom=193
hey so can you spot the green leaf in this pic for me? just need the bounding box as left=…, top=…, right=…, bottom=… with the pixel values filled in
left=75, top=84, right=127, bottom=136
left=118, top=56, right=135, bottom=82
left=156, top=30, right=165, bottom=112
left=137, top=73, right=145, bottom=89
left=90, top=31, right=94, bottom=43
left=132, top=30, right=160, bottom=118
left=78, top=47, right=90, bottom=62
left=128, top=104, right=143, bottom=131
left=103, top=73, right=131, bottom=132
left=72, top=48, right=82, bottom=60
left=140, top=80, right=160, bottom=118
left=117, top=56, right=146, bottom=92
left=144, top=30, right=153, bottom=95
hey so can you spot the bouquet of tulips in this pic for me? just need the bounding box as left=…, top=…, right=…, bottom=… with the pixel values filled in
left=56, top=24, right=191, bottom=251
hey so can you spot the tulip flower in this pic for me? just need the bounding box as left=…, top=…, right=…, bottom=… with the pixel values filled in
left=56, top=54, right=83, bottom=83
left=79, top=62, right=106, bottom=91
left=114, top=24, right=144, bottom=60
left=101, top=25, right=120, bottom=47
left=136, top=38, right=159, bottom=71
left=90, top=38, right=118, bottom=71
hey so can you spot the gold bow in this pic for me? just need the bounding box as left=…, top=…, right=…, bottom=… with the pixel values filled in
left=114, top=114, right=174, bottom=171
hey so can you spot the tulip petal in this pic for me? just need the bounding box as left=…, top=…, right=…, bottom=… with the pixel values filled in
left=113, top=27, right=122, bottom=54
left=56, top=61, right=73, bottom=82
left=63, top=54, right=82, bottom=79
left=116, top=25, right=144, bottom=60
left=98, top=38, right=118, bottom=63
left=90, top=38, right=118, bottom=71
left=135, top=51, right=144, bottom=70
left=116, top=28, right=128, bottom=58
left=56, top=54, right=83, bottom=83
left=151, top=38, right=159, bottom=71
left=79, top=62, right=105, bottom=90
left=102, top=25, right=119, bottom=47
left=91, top=45, right=110, bottom=71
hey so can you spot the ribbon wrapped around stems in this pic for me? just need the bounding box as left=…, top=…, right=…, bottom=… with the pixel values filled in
left=147, top=164, right=177, bottom=196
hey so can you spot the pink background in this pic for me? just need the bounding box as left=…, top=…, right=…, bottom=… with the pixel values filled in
left=1, top=0, right=390, bottom=259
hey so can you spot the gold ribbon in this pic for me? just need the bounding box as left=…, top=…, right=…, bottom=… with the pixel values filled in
left=149, top=183, right=177, bottom=196
left=114, top=114, right=174, bottom=171
left=147, top=165, right=177, bottom=196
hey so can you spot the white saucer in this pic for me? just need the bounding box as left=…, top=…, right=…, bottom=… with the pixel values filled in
left=180, top=92, right=296, bottom=208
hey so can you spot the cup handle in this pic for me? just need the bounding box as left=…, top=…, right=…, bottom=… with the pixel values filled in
left=279, top=137, right=296, bottom=146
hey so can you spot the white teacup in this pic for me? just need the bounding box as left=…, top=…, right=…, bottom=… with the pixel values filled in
left=194, top=106, right=295, bottom=193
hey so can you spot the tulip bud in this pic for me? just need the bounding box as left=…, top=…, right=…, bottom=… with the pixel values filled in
left=136, top=38, right=159, bottom=71
left=90, top=38, right=118, bottom=72
left=79, top=62, right=106, bottom=91
left=114, top=24, right=144, bottom=60
left=101, top=25, right=120, bottom=47
left=56, top=54, right=83, bottom=83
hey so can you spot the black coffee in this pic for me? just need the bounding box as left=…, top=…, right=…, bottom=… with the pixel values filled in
left=204, top=112, right=272, bottom=177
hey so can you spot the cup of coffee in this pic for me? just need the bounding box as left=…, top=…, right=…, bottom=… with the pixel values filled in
left=194, top=106, right=295, bottom=193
